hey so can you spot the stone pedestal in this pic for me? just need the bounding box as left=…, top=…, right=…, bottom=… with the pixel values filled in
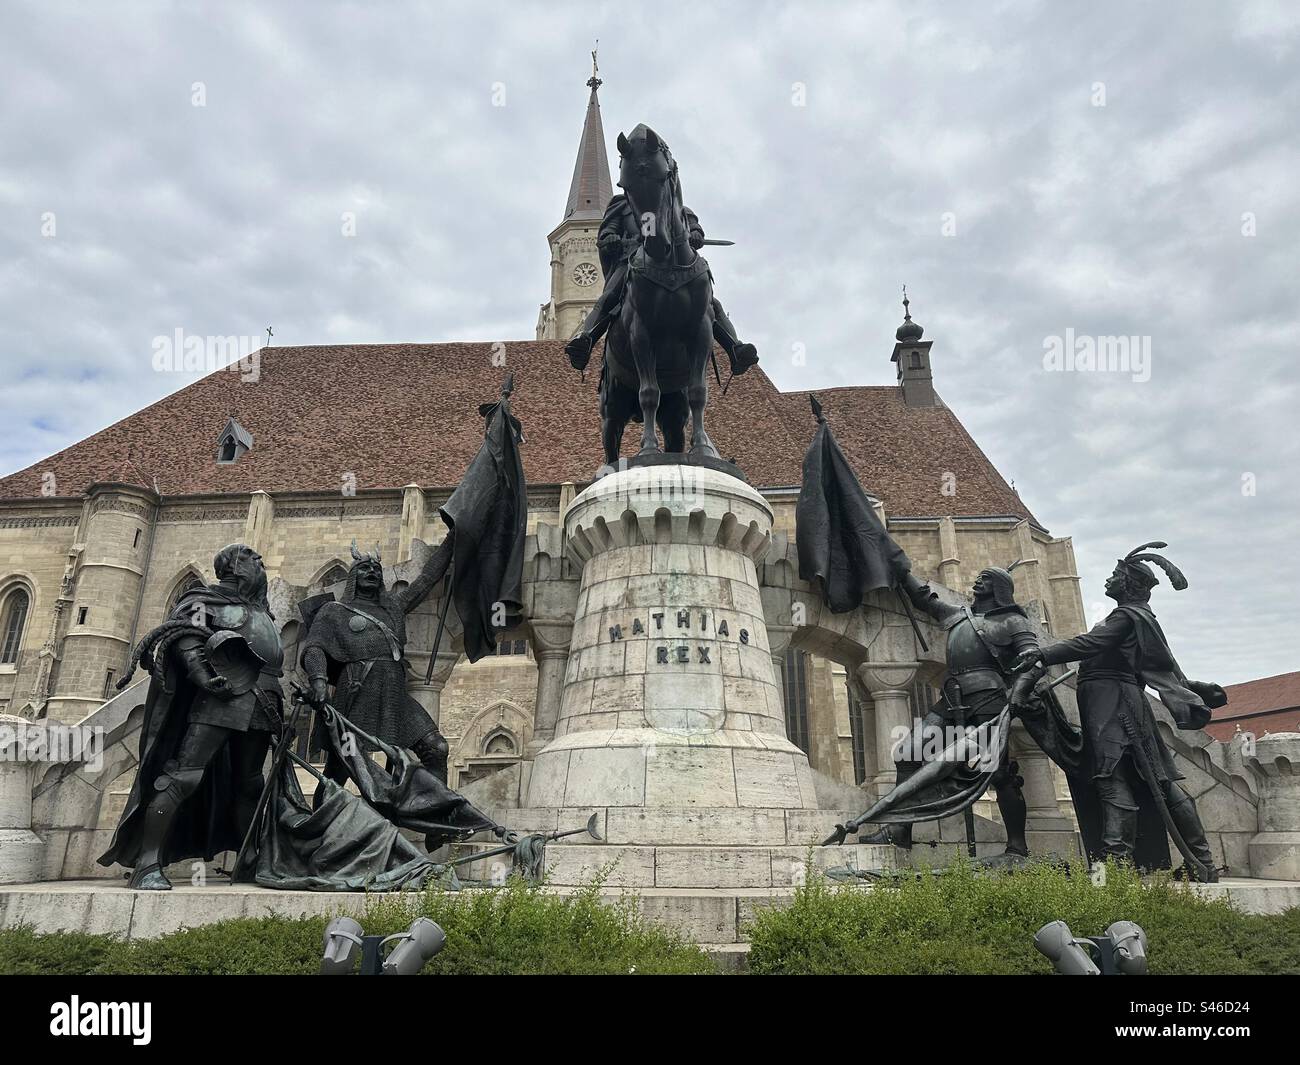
left=525, top=465, right=818, bottom=843
left=857, top=662, right=919, bottom=799
left=407, top=651, right=458, bottom=727
left=1009, top=721, right=1079, bottom=857
left=526, top=620, right=573, bottom=757
left=0, top=716, right=46, bottom=884
left=1248, top=732, right=1300, bottom=880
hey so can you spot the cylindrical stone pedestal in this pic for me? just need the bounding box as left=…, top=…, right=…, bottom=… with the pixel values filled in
left=0, top=715, right=46, bottom=884
left=1248, top=732, right=1300, bottom=880
left=525, top=464, right=818, bottom=840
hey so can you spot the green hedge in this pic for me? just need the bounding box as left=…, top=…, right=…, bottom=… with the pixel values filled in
left=747, top=859, right=1300, bottom=975
left=7, top=863, right=1297, bottom=975
left=0, top=878, right=715, bottom=976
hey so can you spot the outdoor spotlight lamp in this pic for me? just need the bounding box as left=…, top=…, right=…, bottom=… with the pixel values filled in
left=319, top=916, right=446, bottom=975
left=320, top=916, right=364, bottom=975
left=1034, top=920, right=1101, bottom=975
left=1034, top=919, right=1148, bottom=975
left=381, top=917, right=446, bottom=975
left=1102, top=920, right=1148, bottom=976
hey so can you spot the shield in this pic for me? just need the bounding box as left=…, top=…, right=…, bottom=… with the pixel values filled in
left=205, top=630, right=266, bottom=695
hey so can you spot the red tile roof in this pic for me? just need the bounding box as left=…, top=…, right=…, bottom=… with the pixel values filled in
left=1204, top=671, right=1300, bottom=740
left=0, top=341, right=1036, bottom=523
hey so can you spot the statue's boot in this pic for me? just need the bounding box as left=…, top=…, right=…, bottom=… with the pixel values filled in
left=128, top=773, right=198, bottom=891
left=711, top=302, right=758, bottom=376
left=234, top=768, right=266, bottom=853
left=858, top=761, right=919, bottom=849
left=565, top=331, right=596, bottom=369
left=413, top=729, right=449, bottom=784
left=1100, top=802, right=1138, bottom=867
left=993, top=762, right=1030, bottom=857
left=1166, top=783, right=1219, bottom=883
left=565, top=281, right=624, bottom=369
left=412, top=729, right=451, bottom=852
left=858, top=822, right=912, bottom=849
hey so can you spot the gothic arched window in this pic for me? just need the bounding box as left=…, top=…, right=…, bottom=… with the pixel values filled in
left=483, top=729, right=517, bottom=755
left=1, top=587, right=31, bottom=665
left=166, top=572, right=206, bottom=614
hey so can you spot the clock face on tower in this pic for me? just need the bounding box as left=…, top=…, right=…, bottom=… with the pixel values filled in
left=572, top=261, right=599, bottom=287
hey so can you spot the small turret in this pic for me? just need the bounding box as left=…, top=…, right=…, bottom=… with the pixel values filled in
left=891, top=287, right=937, bottom=407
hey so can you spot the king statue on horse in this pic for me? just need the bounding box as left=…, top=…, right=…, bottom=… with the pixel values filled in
left=565, top=124, right=759, bottom=464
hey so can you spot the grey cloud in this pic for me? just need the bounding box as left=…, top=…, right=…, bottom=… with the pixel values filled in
left=1, top=0, right=1295, bottom=683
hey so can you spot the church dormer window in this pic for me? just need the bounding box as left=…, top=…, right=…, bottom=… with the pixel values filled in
left=216, top=417, right=253, bottom=464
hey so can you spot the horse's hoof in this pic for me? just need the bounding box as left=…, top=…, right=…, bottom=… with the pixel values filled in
left=637, top=446, right=662, bottom=457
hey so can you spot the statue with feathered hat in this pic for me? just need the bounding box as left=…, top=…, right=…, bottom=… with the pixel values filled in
left=1015, top=542, right=1227, bottom=882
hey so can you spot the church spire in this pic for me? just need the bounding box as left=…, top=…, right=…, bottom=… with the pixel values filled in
left=537, top=49, right=616, bottom=340
left=563, top=45, right=613, bottom=222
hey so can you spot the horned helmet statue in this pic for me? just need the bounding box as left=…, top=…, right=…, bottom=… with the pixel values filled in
left=345, top=540, right=384, bottom=601
left=349, top=539, right=382, bottom=566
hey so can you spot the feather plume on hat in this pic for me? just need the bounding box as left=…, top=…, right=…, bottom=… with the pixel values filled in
left=1120, top=541, right=1187, bottom=591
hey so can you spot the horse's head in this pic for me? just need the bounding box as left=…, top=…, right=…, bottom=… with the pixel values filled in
left=616, top=124, right=683, bottom=261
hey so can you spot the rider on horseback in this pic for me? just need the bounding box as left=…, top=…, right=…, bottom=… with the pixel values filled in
left=564, top=188, right=759, bottom=378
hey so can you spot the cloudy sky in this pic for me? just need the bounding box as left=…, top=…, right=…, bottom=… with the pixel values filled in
left=2, top=1, right=1296, bottom=684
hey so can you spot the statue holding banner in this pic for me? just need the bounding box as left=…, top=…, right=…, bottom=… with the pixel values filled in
left=799, top=395, right=1087, bottom=861
left=301, top=537, right=454, bottom=786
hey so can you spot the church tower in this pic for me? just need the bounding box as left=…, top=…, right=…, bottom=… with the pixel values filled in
left=536, top=56, right=614, bottom=340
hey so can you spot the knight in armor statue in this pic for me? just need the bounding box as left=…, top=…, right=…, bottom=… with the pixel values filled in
left=301, top=536, right=454, bottom=786
left=564, top=183, right=759, bottom=378
left=100, top=544, right=285, bottom=890
left=861, top=565, right=1041, bottom=856
left=1014, top=543, right=1225, bottom=881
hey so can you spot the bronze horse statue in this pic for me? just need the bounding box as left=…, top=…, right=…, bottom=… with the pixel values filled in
left=600, top=125, right=719, bottom=463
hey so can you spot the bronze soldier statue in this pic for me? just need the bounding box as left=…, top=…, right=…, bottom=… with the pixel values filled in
left=1015, top=543, right=1226, bottom=882
left=100, top=544, right=284, bottom=890
left=860, top=565, right=1041, bottom=855
left=301, top=536, right=454, bottom=786
left=563, top=157, right=758, bottom=380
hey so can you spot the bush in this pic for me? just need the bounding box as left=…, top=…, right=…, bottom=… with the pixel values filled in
left=746, top=858, right=1300, bottom=975
left=0, top=923, right=127, bottom=976
left=0, top=877, right=715, bottom=976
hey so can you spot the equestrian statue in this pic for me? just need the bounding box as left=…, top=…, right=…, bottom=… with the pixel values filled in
left=565, top=124, right=758, bottom=464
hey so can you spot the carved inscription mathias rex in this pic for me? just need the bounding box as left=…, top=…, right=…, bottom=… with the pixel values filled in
left=606, top=607, right=751, bottom=665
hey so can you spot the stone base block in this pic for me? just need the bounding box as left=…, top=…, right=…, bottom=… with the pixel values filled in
left=527, top=728, right=817, bottom=811
left=1248, top=832, right=1300, bottom=881
left=0, top=829, right=44, bottom=885
left=487, top=805, right=869, bottom=848
left=448, top=840, right=896, bottom=888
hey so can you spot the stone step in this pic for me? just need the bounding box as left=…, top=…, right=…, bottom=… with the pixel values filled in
left=448, top=841, right=896, bottom=888
left=2, top=878, right=1293, bottom=949
left=486, top=805, right=866, bottom=848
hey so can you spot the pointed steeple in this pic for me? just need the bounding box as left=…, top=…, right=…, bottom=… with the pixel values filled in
left=563, top=49, right=613, bottom=221
left=536, top=50, right=616, bottom=341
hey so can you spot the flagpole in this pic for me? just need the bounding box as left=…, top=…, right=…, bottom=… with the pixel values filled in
left=423, top=566, right=455, bottom=684
left=895, top=586, right=929, bottom=654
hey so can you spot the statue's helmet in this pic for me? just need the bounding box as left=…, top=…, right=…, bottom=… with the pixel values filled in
left=975, top=566, right=1018, bottom=611
left=213, top=543, right=268, bottom=605
left=345, top=540, right=383, bottom=600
